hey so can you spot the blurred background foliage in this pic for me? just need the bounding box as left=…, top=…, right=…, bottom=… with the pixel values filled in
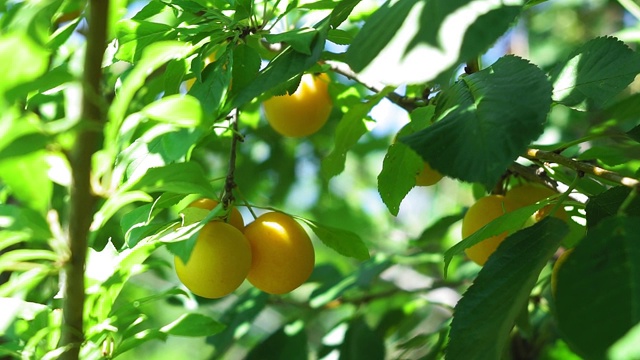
left=1, top=0, right=640, bottom=359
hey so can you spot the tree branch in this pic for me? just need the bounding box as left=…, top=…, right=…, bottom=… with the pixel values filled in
left=325, top=61, right=425, bottom=112
left=524, top=148, right=640, bottom=189
left=221, top=110, right=240, bottom=209
left=508, top=162, right=560, bottom=189
left=59, top=1, right=109, bottom=359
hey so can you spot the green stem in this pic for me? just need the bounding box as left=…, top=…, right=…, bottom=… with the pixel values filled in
left=618, top=187, right=638, bottom=216
left=59, top=1, right=109, bottom=359
left=234, top=186, right=258, bottom=220
left=548, top=173, right=580, bottom=219
left=221, top=110, right=240, bottom=209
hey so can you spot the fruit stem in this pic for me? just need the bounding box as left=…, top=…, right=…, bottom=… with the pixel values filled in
left=525, top=148, right=640, bottom=189
left=618, top=187, right=638, bottom=216
left=548, top=173, right=580, bottom=219
left=234, top=186, right=259, bottom=220
left=221, top=109, right=240, bottom=210
left=60, top=1, right=109, bottom=359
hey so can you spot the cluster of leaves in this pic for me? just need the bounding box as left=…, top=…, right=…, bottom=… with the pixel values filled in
left=1, top=0, right=640, bottom=359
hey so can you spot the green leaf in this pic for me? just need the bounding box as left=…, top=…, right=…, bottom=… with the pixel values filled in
left=230, top=43, right=261, bottom=96
left=163, top=58, right=188, bottom=96
left=0, top=112, right=48, bottom=162
left=124, top=162, right=217, bottom=198
left=411, top=211, right=465, bottom=247
left=188, top=50, right=232, bottom=117
left=322, top=87, right=393, bottom=179
left=550, top=36, right=640, bottom=111
left=140, top=95, right=203, bottom=127
left=296, top=218, right=369, bottom=261
left=9, top=63, right=73, bottom=104
left=0, top=265, right=52, bottom=297
left=329, top=0, right=362, bottom=28
left=0, top=205, right=51, bottom=241
left=585, top=186, right=640, bottom=229
left=346, top=0, right=524, bottom=85
left=328, top=28, right=354, bottom=45
left=114, top=19, right=177, bottom=63
left=601, top=93, right=640, bottom=125
left=0, top=33, right=48, bottom=98
left=92, top=191, right=153, bottom=239
left=407, top=104, right=436, bottom=129
left=160, top=313, right=225, bottom=337
left=0, top=151, right=52, bottom=214
left=377, top=144, right=423, bottom=216
left=627, top=124, right=640, bottom=143
left=234, top=0, right=253, bottom=21
left=207, top=288, right=270, bottom=357
left=107, top=41, right=194, bottom=156
left=160, top=128, right=203, bottom=161
left=377, top=105, right=435, bottom=215
left=447, top=218, right=567, bottom=360
left=0, top=297, right=51, bottom=335
left=113, top=329, right=166, bottom=356
left=264, top=28, right=318, bottom=55
left=114, top=125, right=201, bottom=185
left=402, top=56, right=552, bottom=189
left=577, top=145, right=634, bottom=167
left=307, top=256, right=392, bottom=309
left=48, top=15, right=82, bottom=50
left=246, top=324, right=309, bottom=360
left=339, top=317, right=385, bottom=360
left=130, top=0, right=166, bottom=20
left=120, top=203, right=161, bottom=247
left=0, top=249, right=58, bottom=272
left=0, top=231, right=29, bottom=253
left=556, top=216, right=640, bottom=359
left=93, top=224, right=187, bottom=323
left=229, top=18, right=329, bottom=109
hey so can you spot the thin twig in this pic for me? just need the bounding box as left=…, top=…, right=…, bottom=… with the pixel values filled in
left=508, top=162, right=559, bottom=190
left=60, top=1, right=109, bottom=359
left=234, top=186, right=258, bottom=220
left=325, top=61, right=425, bottom=112
left=221, top=110, right=240, bottom=209
left=524, top=148, right=640, bottom=189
